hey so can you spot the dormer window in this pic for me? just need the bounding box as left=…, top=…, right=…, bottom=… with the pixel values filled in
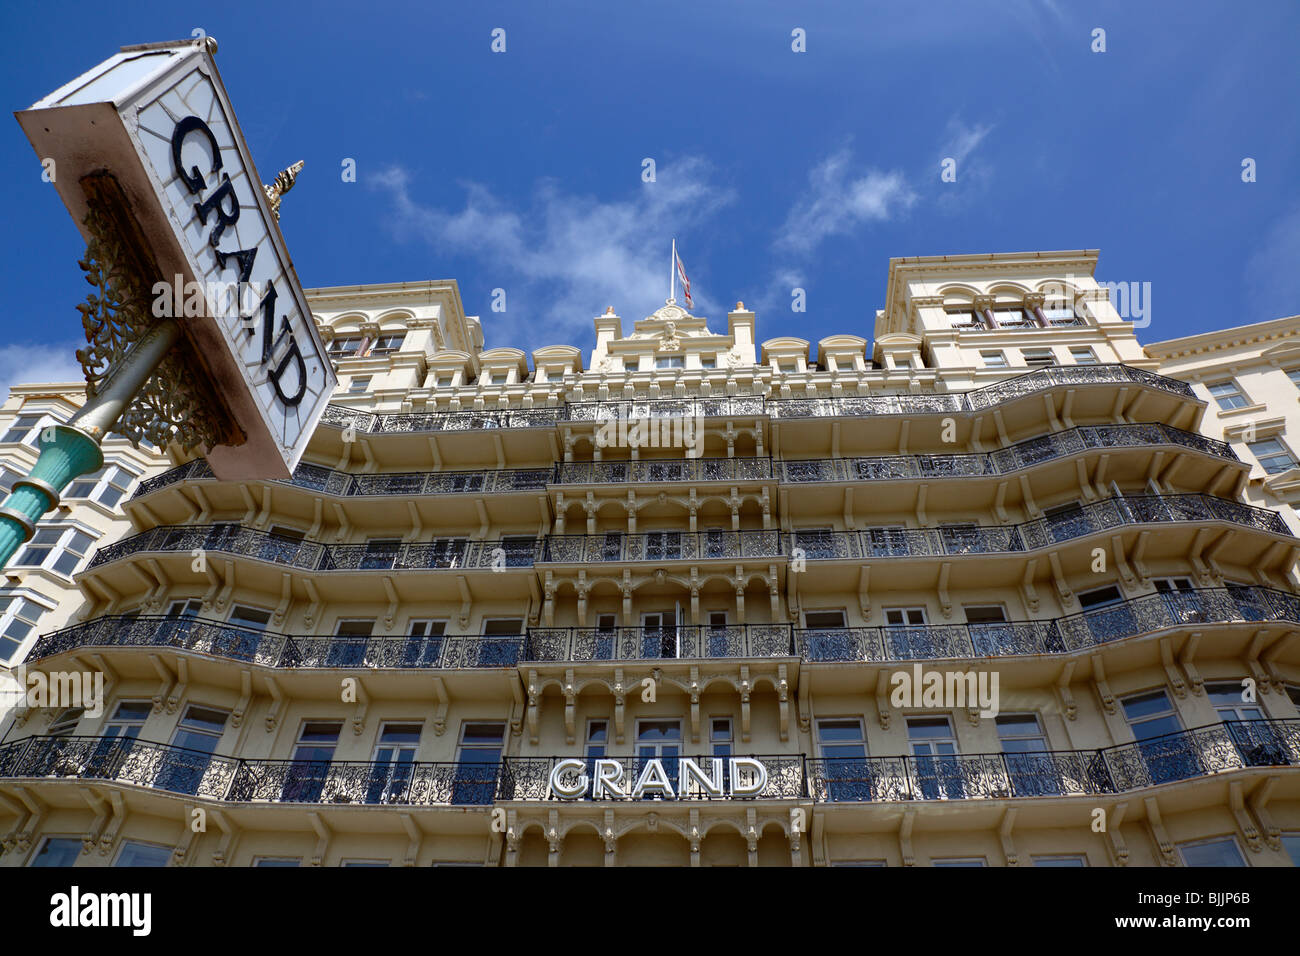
left=656, top=356, right=684, bottom=370
left=700, top=356, right=716, bottom=369
left=1042, top=305, right=1079, bottom=326
left=370, top=333, right=405, bottom=353
left=992, top=308, right=1034, bottom=328
left=435, top=375, right=454, bottom=388
left=945, top=308, right=984, bottom=329
left=327, top=336, right=365, bottom=357
left=490, top=372, right=509, bottom=385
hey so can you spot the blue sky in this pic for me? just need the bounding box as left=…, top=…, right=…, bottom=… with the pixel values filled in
left=1, top=0, right=1297, bottom=395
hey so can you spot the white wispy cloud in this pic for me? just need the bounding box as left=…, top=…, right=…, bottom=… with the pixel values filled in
left=371, top=159, right=736, bottom=349
left=936, top=118, right=996, bottom=211
left=773, top=150, right=916, bottom=257
left=0, top=342, right=84, bottom=405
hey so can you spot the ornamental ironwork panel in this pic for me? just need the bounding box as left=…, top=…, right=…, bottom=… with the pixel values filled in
left=1101, top=724, right=1244, bottom=791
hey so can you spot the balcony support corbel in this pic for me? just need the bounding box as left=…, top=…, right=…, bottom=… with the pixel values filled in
left=1143, top=796, right=1178, bottom=866
left=86, top=653, right=116, bottom=706
left=745, top=807, right=760, bottom=868
left=1130, top=531, right=1151, bottom=585
left=253, top=485, right=273, bottom=529
left=602, top=809, right=617, bottom=866
left=564, top=669, right=577, bottom=745
left=4, top=786, right=45, bottom=853
left=778, top=664, right=791, bottom=742
left=1145, top=451, right=1168, bottom=493
left=1042, top=392, right=1062, bottom=433
left=690, top=568, right=701, bottom=625
left=874, top=670, right=892, bottom=730
left=688, top=489, right=698, bottom=533
left=172, top=809, right=203, bottom=866
left=554, top=493, right=567, bottom=534
left=1091, top=655, right=1116, bottom=714
left=1021, top=558, right=1040, bottom=613
left=999, top=808, right=1020, bottom=866
left=1179, top=633, right=1204, bottom=695
left=127, top=561, right=160, bottom=609
left=1126, top=391, right=1149, bottom=423
left=264, top=675, right=284, bottom=732
left=381, top=577, right=398, bottom=632
left=623, top=570, right=634, bottom=623
left=739, top=666, right=752, bottom=743
left=915, top=483, right=928, bottom=527
left=547, top=809, right=562, bottom=867
left=1047, top=551, right=1073, bottom=607
left=1018, top=475, right=1040, bottom=519
left=1158, top=453, right=1186, bottom=490
left=308, top=812, right=331, bottom=867
left=896, top=419, right=908, bottom=456
left=148, top=654, right=175, bottom=714
left=99, top=790, right=127, bottom=857
left=192, top=486, right=212, bottom=524
left=302, top=577, right=321, bottom=631
left=1158, top=637, right=1187, bottom=698
left=1060, top=389, right=1076, bottom=430
left=898, top=810, right=916, bottom=867
left=1260, top=631, right=1295, bottom=690
left=991, top=408, right=1010, bottom=447
left=842, top=487, right=854, bottom=533
left=232, top=670, right=252, bottom=729
left=83, top=576, right=122, bottom=617
left=858, top=565, right=871, bottom=621
left=167, top=656, right=189, bottom=713
left=359, top=437, right=375, bottom=473
left=430, top=676, right=449, bottom=736
left=993, top=481, right=1009, bottom=524
left=768, top=566, right=780, bottom=624
left=1075, top=459, right=1097, bottom=502
left=306, top=497, right=323, bottom=540
left=734, top=566, right=745, bottom=622
left=689, top=808, right=701, bottom=867
left=457, top=575, right=472, bottom=629
left=688, top=667, right=701, bottom=743
left=237, top=485, right=257, bottom=525
left=1245, top=629, right=1276, bottom=694
left=937, top=563, right=952, bottom=619
left=1228, top=780, right=1263, bottom=853
left=613, top=669, right=626, bottom=744
left=1092, top=453, right=1111, bottom=499
left=404, top=502, right=422, bottom=543
left=475, top=499, right=489, bottom=540
left=330, top=502, right=350, bottom=543
left=210, top=808, right=236, bottom=866
left=543, top=571, right=556, bottom=627
left=761, top=487, right=772, bottom=531
left=214, top=560, right=235, bottom=615
left=1187, top=527, right=1216, bottom=584
left=143, top=559, right=170, bottom=611
left=526, top=670, right=540, bottom=744
left=1247, top=776, right=1282, bottom=851
left=1056, top=661, right=1078, bottom=720
left=400, top=813, right=422, bottom=867
left=350, top=676, right=369, bottom=736
left=78, top=787, right=106, bottom=855
left=619, top=492, right=630, bottom=535
left=1105, top=801, right=1129, bottom=866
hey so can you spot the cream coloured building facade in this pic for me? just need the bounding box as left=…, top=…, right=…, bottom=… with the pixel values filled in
left=1, top=251, right=1299, bottom=867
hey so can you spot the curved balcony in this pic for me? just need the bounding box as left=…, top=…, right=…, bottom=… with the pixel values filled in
left=523, top=624, right=795, bottom=662
left=307, top=365, right=1194, bottom=436
left=539, top=529, right=783, bottom=564
left=319, top=404, right=561, bottom=433
left=132, top=459, right=551, bottom=501
left=554, top=457, right=773, bottom=485
left=27, top=615, right=525, bottom=669
left=86, top=525, right=522, bottom=573
left=775, top=422, right=1235, bottom=484
left=798, top=585, right=1300, bottom=662
left=767, top=364, right=1193, bottom=420
left=807, top=719, right=1300, bottom=803
left=4, top=720, right=1293, bottom=808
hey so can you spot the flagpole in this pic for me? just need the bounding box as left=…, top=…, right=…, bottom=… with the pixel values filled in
left=670, top=237, right=676, bottom=303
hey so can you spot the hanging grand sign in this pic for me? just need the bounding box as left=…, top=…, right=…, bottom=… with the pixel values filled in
left=547, top=757, right=770, bottom=800
left=16, top=39, right=335, bottom=479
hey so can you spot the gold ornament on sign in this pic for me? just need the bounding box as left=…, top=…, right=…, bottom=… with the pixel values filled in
left=263, top=160, right=305, bottom=220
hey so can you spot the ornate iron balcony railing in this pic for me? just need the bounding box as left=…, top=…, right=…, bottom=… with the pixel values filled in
left=806, top=719, right=1300, bottom=803
left=3, top=720, right=1293, bottom=807
left=132, top=458, right=551, bottom=501
left=553, top=457, right=773, bottom=484
left=27, top=615, right=525, bottom=669
left=310, top=366, right=1195, bottom=435
left=523, top=624, right=795, bottom=662
left=776, top=422, right=1235, bottom=484
left=87, top=493, right=1290, bottom=573
left=498, top=754, right=806, bottom=801
left=797, top=586, right=1300, bottom=662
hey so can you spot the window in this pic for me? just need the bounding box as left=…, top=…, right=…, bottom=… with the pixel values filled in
left=1078, top=584, right=1124, bottom=610
left=907, top=716, right=963, bottom=799
left=1, top=414, right=51, bottom=446
left=482, top=618, right=523, bottom=636
left=1021, top=348, right=1056, bottom=367
left=964, top=605, right=1007, bottom=624
left=700, top=356, right=716, bottom=369
left=254, top=857, right=301, bottom=867
left=295, top=721, right=342, bottom=761
left=1286, top=369, right=1300, bottom=390
left=369, top=333, right=405, bottom=353
left=636, top=720, right=682, bottom=772
left=992, top=307, right=1033, bottom=328
left=342, top=860, right=389, bottom=867
left=47, top=707, right=83, bottom=736
left=711, top=718, right=733, bottom=758
left=1042, top=305, right=1078, bottom=325
left=489, top=372, right=509, bottom=385
left=1121, top=689, right=1181, bottom=740
left=1069, top=346, right=1098, bottom=365
left=327, top=336, right=365, bottom=357
left=1206, top=682, right=1264, bottom=722
left=585, top=720, right=608, bottom=760
left=435, top=375, right=454, bottom=388
left=228, top=605, right=272, bottom=630
left=65, top=463, right=141, bottom=507
left=980, top=350, right=1007, bottom=368
left=805, top=610, right=847, bottom=629
left=114, top=841, right=172, bottom=867
left=28, top=837, right=82, bottom=867
left=1178, top=837, right=1246, bottom=867
left=1249, top=438, right=1297, bottom=475
left=369, top=722, right=422, bottom=802
left=777, top=360, right=798, bottom=374
left=348, top=376, right=371, bottom=394
left=15, top=527, right=95, bottom=576
left=103, top=700, right=151, bottom=740
left=0, top=594, right=47, bottom=662
left=945, top=308, right=984, bottom=329
left=1207, top=380, right=1249, bottom=410
left=454, top=722, right=505, bottom=804
left=1152, top=577, right=1195, bottom=592
left=817, top=719, right=866, bottom=760
left=361, top=537, right=401, bottom=570
left=933, top=858, right=986, bottom=867
left=1032, top=855, right=1087, bottom=867
left=0, top=465, right=21, bottom=495
left=335, top=619, right=375, bottom=637
left=996, top=714, right=1047, bottom=752
left=656, top=356, right=684, bottom=370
